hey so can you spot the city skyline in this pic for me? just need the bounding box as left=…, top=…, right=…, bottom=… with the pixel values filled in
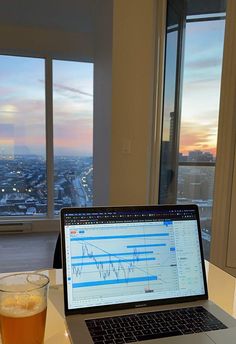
left=0, top=155, right=93, bottom=216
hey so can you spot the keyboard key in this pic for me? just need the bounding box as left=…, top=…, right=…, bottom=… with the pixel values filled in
left=86, top=306, right=228, bottom=343
left=124, top=339, right=136, bottom=343
left=114, top=340, right=124, bottom=344
left=136, top=330, right=182, bottom=341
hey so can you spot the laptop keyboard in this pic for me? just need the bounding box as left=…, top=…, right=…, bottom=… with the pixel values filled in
left=86, top=306, right=227, bottom=343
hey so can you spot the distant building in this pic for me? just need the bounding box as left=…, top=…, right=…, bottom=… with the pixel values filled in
left=188, top=150, right=214, bottom=162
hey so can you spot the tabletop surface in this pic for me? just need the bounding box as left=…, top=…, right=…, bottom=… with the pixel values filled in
left=1, top=263, right=236, bottom=344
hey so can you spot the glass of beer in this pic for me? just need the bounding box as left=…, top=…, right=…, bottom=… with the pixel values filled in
left=0, top=272, right=49, bottom=344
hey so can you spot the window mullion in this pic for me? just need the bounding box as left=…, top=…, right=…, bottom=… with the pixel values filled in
left=45, top=58, right=54, bottom=218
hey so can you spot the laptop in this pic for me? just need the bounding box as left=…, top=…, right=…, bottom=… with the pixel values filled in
left=60, top=204, right=236, bottom=344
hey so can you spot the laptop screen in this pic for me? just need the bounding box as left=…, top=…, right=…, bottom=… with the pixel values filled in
left=61, top=205, right=207, bottom=313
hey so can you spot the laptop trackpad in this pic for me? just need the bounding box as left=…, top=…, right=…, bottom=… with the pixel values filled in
left=141, top=333, right=215, bottom=343
left=207, top=327, right=236, bottom=344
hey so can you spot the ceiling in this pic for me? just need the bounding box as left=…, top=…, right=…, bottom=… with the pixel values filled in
left=0, top=0, right=96, bottom=33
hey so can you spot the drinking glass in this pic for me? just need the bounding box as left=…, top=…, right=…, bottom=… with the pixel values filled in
left=0, top=273, right=49, bottom=344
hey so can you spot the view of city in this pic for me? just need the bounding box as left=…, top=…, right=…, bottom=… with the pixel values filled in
left=0, top=155, right=93, bottom=216
left=177, top=150, right=215, bottom=259
left=0, top=56, right=93, bottom=218
left=54, top=155, right=93, bottom=212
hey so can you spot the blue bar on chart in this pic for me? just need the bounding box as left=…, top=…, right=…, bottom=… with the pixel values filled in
left=70, top=233, right=169, bottom=241
left=71, top=251, right=154, bottom=259
left=72, top=275, right=158, bottom=288
left=127, top=244, right=167, bottom=248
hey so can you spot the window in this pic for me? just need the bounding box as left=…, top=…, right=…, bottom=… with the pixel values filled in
left=0, top=55, right=93, bottom=218
left=159, top=0, right=226, bottom=260
left=53, top=60, right=93, bottom=214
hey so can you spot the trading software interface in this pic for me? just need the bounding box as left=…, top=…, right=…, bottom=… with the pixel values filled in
left=63, top=208, right=206, bottom=310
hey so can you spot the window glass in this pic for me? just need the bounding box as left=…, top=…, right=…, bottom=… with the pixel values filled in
left=179, top=20, right=225, bottom=159
left=159, top=8, right=179, bottom=204
left=178, top=19, right=225, bottom=257
left=0, top=55, right=46, bottom=216
left=53, top=60, right=93, bottom=214
left=159, top=0, right=226, bottom=260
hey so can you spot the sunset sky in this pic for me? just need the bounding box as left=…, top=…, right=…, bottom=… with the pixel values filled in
left=53, top=60, right=93, bottom=156
left=0, top=56, right=93, bottom=156
left=179, top=19, right=225, bottom=156
left=0, top=17, right=225, bottom=158
left=163, top=17, right=225, bottom=157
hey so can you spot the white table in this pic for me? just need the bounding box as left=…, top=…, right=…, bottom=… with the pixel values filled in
left=1, top=263, right=236, bottom=343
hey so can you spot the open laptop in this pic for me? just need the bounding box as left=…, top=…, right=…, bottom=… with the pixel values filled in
left=60, top=205, right=236, bottom=344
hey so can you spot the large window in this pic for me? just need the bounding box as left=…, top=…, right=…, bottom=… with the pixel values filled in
left=159, top=0, right=226, bottom=259
left=53, top=60, right=93, bottom=214
left=0, top=55, right=93, bottom=218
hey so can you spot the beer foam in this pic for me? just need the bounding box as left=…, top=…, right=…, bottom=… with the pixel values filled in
left=0, top=294, right=46, bottom=318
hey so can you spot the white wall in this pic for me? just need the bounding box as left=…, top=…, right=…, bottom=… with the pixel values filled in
left=110, top=0, right=157, bottom=205
left=211, top=0, right=236, bottom=276
left=0, top=25, right=93, bottom=61
left=0, top=0, right=95, bottom=60
left=93, top=0, right=113, bottom=206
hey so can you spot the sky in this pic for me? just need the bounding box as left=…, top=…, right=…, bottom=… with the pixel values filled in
left=0, top=56, right=93, bottom=157
left=0, top=17, right=225, bottom=158
left=179, top=19, right=225, bottom=156
left=163, top=18, right=225, bottom=156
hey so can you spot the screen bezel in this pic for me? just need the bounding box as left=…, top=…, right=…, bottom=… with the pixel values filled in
left=60, top=204, right=208, bottom=316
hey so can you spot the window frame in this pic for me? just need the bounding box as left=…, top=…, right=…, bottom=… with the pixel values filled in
left=150, top=0, right=232, bottom=265
left=0, top=1, right=114, bottom=233
left=148, top=0, right=167, bottom=205
left=0, top=54, right=94, bottom=232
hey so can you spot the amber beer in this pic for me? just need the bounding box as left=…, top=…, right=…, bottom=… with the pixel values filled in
left=0, top=273, right=49, bottom=344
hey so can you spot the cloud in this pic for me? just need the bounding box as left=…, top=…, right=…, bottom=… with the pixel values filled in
left=38, top=79, right=93, bottom=99
left=186, top=20, right=225, bottom=35
left=186, top=57, right=222, bottom=70
left=53, top=82, right=93, bottom=97
left=179, top=121, right=217, bottom=155
left=0, top=86, right=16, bottom=96
left=181, top=78, right=221, bottom=125
left=183, top=77, right=220, bottom=87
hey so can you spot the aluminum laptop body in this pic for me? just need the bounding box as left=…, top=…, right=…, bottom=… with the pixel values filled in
left=60, top=205, right=236, bottom=344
